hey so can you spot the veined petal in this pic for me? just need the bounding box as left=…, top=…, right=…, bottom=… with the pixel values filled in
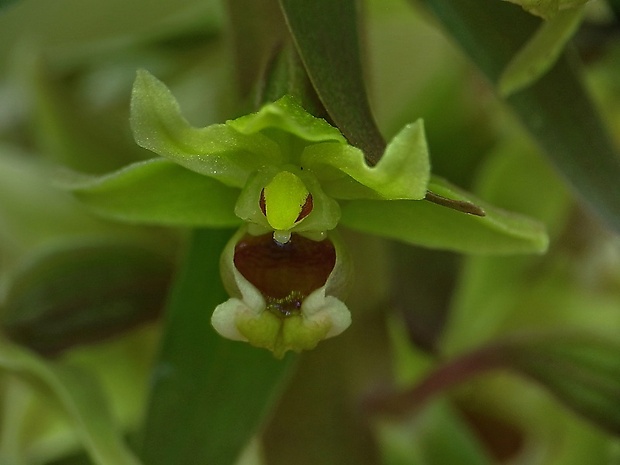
left=130, top=70, right=280, bottom=188
left=61, top=158, right=242, bottom=227
left=301, top=120, right=431, bottom=200
left=340, top=176, right=548, bottom=254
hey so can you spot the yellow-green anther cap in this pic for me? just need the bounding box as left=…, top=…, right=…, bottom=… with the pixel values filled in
left=263, top=171, right=310, bottom=232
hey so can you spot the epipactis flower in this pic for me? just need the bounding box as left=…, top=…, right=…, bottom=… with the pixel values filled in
left=65, top=70, right=548, bottom=356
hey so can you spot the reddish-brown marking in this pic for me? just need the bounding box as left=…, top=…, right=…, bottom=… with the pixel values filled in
left=296, top=194, right=313, bottom=222
left=258, top=189, right=314, bottom=223
left=234, top=233, right=336, bottom=315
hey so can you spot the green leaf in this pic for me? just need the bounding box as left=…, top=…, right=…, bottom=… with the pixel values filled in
left=130, top=70, right=279, bottom=188
left=372, top=331, right=620, bottom=438
left=503, top=0, right=590, bottom=19
left=0, top=0, right=18, bottom=12
left=139, top=229, right=294, bottom=465
left=0, top=337, right=142, bottom=465
left=225, top=0, right=290, bottom=100
left=378, top=401, right=494, bottom=465
left=279, top=0, right=386, bottom=164
left=3, top=241, right=172, bottom=355
left=302, top=120, right=430, bottom=200
left=339, top=176, right=548, bottom=254
left=62, top=158, right=242, bottom=227
left=499, top=6, right=585, bottom=96
left=504, top=333, right=620, bottom=436
left=421, top=0, right=620, bottom=233
left=263, top=259, right=392, bottom=465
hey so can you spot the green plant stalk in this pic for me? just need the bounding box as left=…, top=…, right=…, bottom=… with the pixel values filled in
left=138, top=229, right=295, bottom=465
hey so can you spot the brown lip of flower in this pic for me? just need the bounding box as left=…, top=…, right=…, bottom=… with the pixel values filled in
left=233, top=232, right=336, bottom=316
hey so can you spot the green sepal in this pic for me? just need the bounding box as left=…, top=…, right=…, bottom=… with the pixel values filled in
left=302, top=120, right=431, bottom=200
left=339, top=176, right=548, bottom=254
left=499, top=6, right=585, bottom=96
left=61, top=158, right=242, bottom=227
left=130, top=70, right=279, bottom=188
left=228, top=94, right=346, bottom=146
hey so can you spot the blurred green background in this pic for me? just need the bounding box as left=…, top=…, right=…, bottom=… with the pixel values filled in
left=0, top=0, right=620, bottom=464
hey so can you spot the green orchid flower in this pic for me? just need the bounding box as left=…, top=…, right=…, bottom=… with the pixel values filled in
left=65, top=70, right=547, bottom=357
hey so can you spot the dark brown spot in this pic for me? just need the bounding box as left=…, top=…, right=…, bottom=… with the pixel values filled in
left=259, top=188, right=267, bottom=216
left=296, top=194, right=313, bottom=222
left=234, top=233, right=336, bottom=316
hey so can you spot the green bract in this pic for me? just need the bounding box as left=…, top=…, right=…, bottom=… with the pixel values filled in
left=65, top=69, right=548, bottom=356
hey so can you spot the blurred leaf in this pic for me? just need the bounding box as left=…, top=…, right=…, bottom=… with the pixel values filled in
left=0, top=149, right=120, bottom=260
left=504, top=333, right=620, bottom=436
left=378, top=401, right=494, bottom=465
left=0, top=0, right=18, bottom=13
left=263, top=286, right=390, bottom=465
left=503, top=0, right=590, bottom=19
left=225, top=0, right=289, bottom=101
left=279, top=0, right=386, bottom=164
left=440, top=139, right=572, bottom=355
left=0, top=337, right=141, bottom=465
left=499, top=6, right=585, bottom=96
left=139, top=229, right=295, bottom=465
left=0, top=0, right=221, bottom=67
left=23, top=56, right=147, bottom=174
left=340, top=176, right=548, bottom=254
left=371, top=331, right=620, bottom=437
left=62, top=159, right=241, bottom=227
left=3, top=241, right=171, bottom=355
left=421, top=0, right=620, bottom=233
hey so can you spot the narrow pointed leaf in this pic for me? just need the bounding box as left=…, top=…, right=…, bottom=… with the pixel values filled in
left=421, top=0, right=620, bottom=233
left=340, top=177, right=548, bottom=254
left=499, top=6, right=585, bottom=96
left=0, top=337, right=142, bottom=465
left=139, top=229, right=294, bottom=465
left=279, top=0, right=386, bottom=164
left=63, top=158, right=242, bottom=227
left=130, top=70, right=279, bottom=187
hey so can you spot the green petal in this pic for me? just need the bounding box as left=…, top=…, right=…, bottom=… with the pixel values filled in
left=340, top=176, right=548, bottom=254
left=62, top=158, right=242, bottom=227
left=301, top=120, right=430, bottom=200
left=228, top=95, right=347, bottom=147
left=130, top=70, right=279, bottom=188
